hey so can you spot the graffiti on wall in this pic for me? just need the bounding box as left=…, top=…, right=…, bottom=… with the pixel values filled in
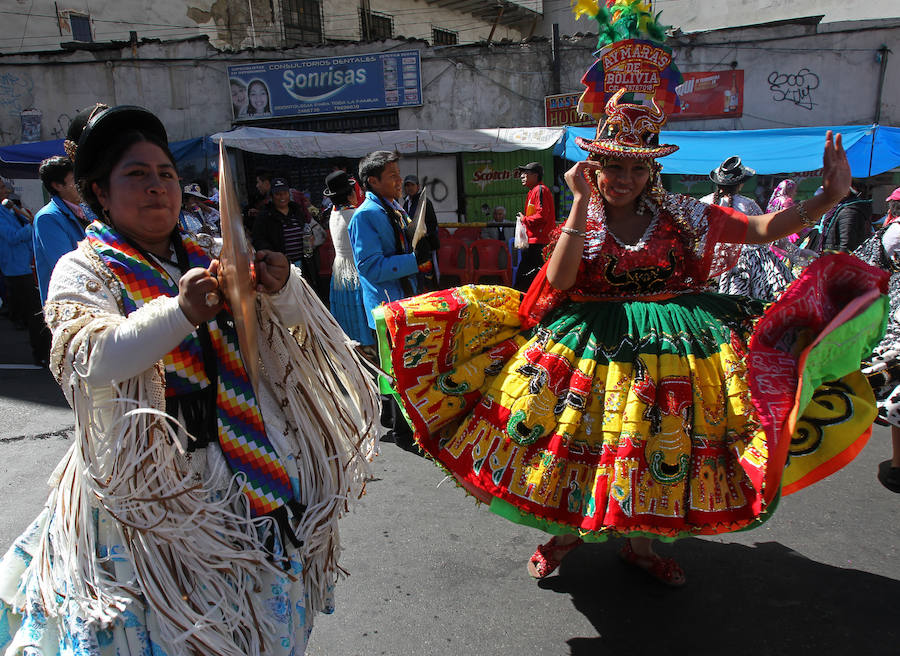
left=51, top=113, right=73, bottom=140
left=767, top=68, right=820, bottom=110
left=0, top=72, right=35, bottom=142
left=0, top=73, right=34, bottom=117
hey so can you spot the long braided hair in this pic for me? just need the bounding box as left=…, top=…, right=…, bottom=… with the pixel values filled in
left=712, top=183, right=740, bottom=208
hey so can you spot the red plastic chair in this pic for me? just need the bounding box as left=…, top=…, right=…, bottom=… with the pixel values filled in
left=451, top=227, right=482, bottom=242
left=470, top=239, right=512, bottom=286
left=437, top=238, right=471, bottom=286
left=438, top=227, right=453, bottom=241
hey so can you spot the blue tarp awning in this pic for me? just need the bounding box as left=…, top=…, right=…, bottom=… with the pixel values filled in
left=555, top=124, right=900, bottom=177
left=0, top=137, right=216, bottom=179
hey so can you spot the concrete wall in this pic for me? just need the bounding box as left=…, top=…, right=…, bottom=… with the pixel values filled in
left=653, top=0, right=899, bottom=34
left=667, top=19, right=899, bottom=130
left=0, top=18, right=896, bottom=146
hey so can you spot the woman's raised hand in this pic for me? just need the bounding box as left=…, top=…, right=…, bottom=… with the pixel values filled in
left=821, top=130, right=852, bottom=204
left=254, top=250, right=290, bottom=294
left=178, top=260, right=223, bottom=325
left=565, top=160, right=602, bottom=200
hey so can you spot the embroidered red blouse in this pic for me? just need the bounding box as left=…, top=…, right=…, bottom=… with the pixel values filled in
left=520, top=193, right=749, bottom=325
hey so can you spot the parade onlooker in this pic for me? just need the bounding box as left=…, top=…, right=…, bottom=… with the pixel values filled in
left=252, top=177, right=321, bottom=295
left=512, top=161, right=555, bottom=291
left=349, top=150, right=433, bottom=451
left=403, top=174, right=440, bottom=290
left=33, top=156, right=90, bottom=304
left=181, top=183, right=220, bottom=236
left=245, top=170, right=273, bottom=226
left=325, top=170, right=375, bottom=354
left=0, top=179, right=49, bottom=365
left=819, top=184, right=873, bottom=253
left=402, top=174, right=440, bottom=250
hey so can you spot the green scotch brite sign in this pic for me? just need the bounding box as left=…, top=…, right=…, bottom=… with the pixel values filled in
left=462, top=150, right=553, bottom=197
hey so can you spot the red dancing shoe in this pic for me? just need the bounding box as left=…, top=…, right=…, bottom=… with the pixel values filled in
left=527, top=535, right=584, bottom=579
left=619, top=539, right=686, bottom=587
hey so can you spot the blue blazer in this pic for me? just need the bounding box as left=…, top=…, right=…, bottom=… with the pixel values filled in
left=0, top=205, right=34, bottom=278
left=348, top=192, right=419, bottom=328
left=33, top=197, right=87, bottom=303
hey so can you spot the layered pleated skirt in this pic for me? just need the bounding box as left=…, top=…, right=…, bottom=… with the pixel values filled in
left=376, top=254, right=888, bottom=540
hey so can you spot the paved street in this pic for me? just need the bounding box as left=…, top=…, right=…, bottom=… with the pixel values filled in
left=0, top=317, right=897, bottom=655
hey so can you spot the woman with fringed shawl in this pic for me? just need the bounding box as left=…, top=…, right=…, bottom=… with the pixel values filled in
left=0, top=106, right=378, bottom=655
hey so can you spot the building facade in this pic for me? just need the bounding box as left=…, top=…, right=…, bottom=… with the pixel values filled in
left=4, top=0, right=541, bottom=54
left=540, top=0, right=900, bottom=38
left=0, top=17, right=896, bottom=145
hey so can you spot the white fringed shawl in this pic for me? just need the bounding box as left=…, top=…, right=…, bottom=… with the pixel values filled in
left=37, top=240, right=378, bottom=655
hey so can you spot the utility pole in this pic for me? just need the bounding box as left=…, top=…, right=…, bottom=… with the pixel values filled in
left=874, top=45, right=890, bottom=125
left=551, top=23, right=561, bottom=95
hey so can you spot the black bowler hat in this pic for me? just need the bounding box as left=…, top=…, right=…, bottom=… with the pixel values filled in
left=74, top=105, right=168, bottom=181
left=64, top=103, right=108, bottom=160
left=710, top=156, right=756, bottom=185
left=323, top=170, right=352, bottom=197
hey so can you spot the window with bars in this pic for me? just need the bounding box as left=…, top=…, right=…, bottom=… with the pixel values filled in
left=432, top=28, right=458, bottom=46
left=69, top=14, right=93, bottom=42
left=359, top=10, right=393, bottom=40
left=283, top=0, right=322, bottom=45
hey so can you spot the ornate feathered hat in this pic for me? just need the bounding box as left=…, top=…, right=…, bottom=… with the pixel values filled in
left=572, top=1, right=681, bottom=159
left=575, top=88, right=679, bottom=159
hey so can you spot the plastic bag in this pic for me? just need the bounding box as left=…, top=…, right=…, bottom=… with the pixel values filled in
left=514, top=217, right=528, bottom=250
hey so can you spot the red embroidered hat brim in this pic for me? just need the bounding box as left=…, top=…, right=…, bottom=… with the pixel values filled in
left=575, top=135, right=679, bottom=158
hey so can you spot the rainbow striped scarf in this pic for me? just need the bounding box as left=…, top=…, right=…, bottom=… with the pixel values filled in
left=86, top=221, right=297, bottom=520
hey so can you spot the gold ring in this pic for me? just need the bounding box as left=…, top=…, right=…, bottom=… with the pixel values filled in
left=204, top=291, right=221, bottom=307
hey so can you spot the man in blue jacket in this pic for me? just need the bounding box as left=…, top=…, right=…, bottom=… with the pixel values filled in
left=0, top=179, right=50, bottom=365
left=33, top=156, right=90, bottom=304
left=349, top=150, right=433, bottom=451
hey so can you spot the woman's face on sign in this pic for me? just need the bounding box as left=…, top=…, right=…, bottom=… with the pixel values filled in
left=249, top=83, right=268, bottom=112
left=231, top=83, right=247, bottom=109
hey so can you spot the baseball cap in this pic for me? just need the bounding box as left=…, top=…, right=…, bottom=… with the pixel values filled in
left=403, top=174, right=419, bottom=185
left=271, top=178, right=290, bottom=192
left=514, top=162, right=543, bottom=176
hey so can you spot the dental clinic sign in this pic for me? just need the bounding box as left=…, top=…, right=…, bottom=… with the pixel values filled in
left=226, top=50, right=422, bottom=121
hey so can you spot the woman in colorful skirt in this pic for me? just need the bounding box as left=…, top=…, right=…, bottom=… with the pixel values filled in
left=765, top=178, right=817, bottom=274
left=856, top=188, right=900, bottom=492
left=376, top=91, right=887, bottom=587
left=0, top=106, right=378, bottom=655
left=703, top=158, right=795, bottom=302
left=325, top=170, right=377, bottom=357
